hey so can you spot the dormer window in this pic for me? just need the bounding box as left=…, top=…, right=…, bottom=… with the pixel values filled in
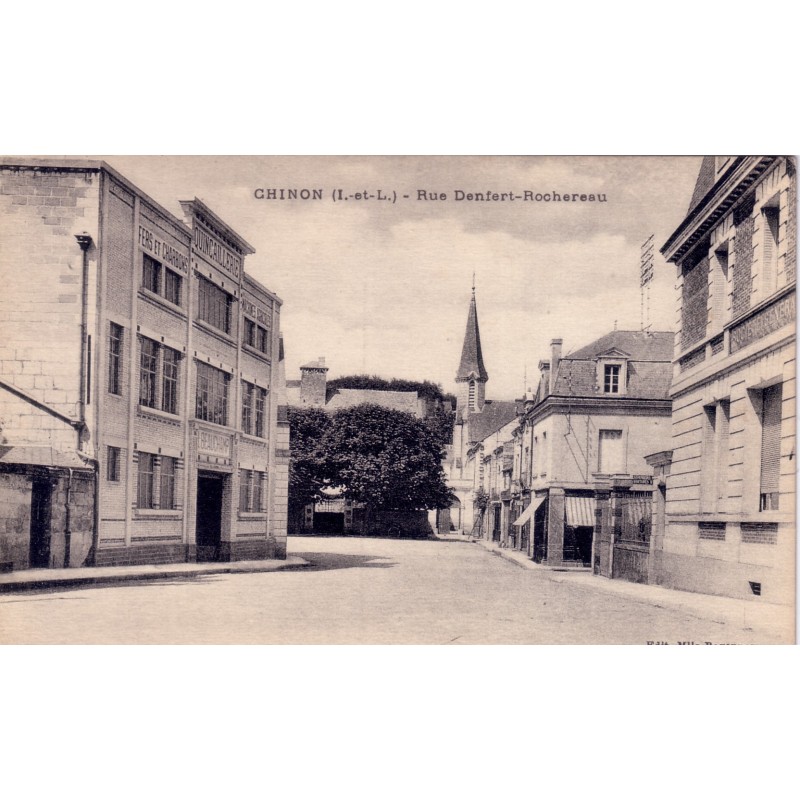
left=604, top=364, right=621, bottom=394
left=596, top=349, right=630, bottom=395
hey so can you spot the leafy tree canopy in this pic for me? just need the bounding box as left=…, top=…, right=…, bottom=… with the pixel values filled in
left=286, top=406, right=332, bottom=509
left=288, top=403, right=454, bottom=513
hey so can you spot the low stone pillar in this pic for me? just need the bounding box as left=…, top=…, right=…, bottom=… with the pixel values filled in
left=546, top=488, right=565, bottom=567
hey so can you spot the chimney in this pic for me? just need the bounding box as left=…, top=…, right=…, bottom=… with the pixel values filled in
left=550, top=339, right=562, bottom=395
left=300, top=357, right=329, bottom=407
left=538, top=359, right=550, bottom=400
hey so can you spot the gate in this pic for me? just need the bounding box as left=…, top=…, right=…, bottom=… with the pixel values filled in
left=612, top=494, right=652, bottom=584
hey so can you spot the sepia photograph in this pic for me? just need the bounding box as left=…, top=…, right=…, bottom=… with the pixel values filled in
left=0, top=155, right=795, bottom=645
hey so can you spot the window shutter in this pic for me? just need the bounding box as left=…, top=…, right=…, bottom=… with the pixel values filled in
left=760, top=384, right=782, bottom=495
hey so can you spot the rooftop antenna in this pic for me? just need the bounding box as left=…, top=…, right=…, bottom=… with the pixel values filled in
left=640, top=234, right=655, bottom=332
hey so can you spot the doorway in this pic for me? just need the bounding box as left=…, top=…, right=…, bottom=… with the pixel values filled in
left=196, top=472, right=225, bottom=562
left=29, top=480, right=52, bottom=568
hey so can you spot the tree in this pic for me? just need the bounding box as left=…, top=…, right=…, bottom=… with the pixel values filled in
left=325, top=404, right=454, bottom=521
left=286, top=406, right=332, bottom=530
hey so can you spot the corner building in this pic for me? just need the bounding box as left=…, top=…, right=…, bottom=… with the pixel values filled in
left=0, top=159, right=289, bottom=569
left=658, top=156, right=796, bottom=603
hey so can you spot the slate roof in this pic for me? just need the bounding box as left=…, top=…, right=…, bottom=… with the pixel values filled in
left=568, top=330, right=673, bottom=361
left=550, top=330, right=673, bottom=401
left=687, top=155, right=717, bottom=215
left=456, top=292, right=489, bottom=382
left=0, top=446, right=93, bottom=469
left=466, top=400, right=518, bottom=443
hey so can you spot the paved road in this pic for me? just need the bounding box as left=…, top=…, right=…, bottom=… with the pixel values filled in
left=0, top=536, right=787, bottom=644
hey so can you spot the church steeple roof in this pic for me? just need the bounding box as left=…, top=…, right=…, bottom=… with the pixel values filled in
left=456, top=288, right=489, bottom=383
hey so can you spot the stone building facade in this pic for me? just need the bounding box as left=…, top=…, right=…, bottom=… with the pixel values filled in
left=508, top=332, right=673, bottom=572
left=0, top=159, right=289, bottom=570
left=657, top=156, right=796, bottom=604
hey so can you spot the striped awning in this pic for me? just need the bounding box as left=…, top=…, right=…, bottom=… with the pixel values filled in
left=512, top=494, right=545, bottom=526
left=565, top=495, right=596, bottom=527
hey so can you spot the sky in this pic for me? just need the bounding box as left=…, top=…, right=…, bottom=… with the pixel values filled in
left=101, top=156, right=702, bottom=400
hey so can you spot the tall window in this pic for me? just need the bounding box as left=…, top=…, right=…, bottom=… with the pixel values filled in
left=107, top=446, right=121, bottom=482
left=604, top=364, right=620, bottom=394
left=142, top=253, right=161, bottom=294
left=164, top=269, right=182, bottom=306
left=701, top=400, right=730, bottom=511
left=162, top=348, right=179, bottom=415
left=142, top=253, right=182, bottom=307
left=241, top=381, right=253, bottom=433
left=239, top=469, right=253, bottom=512
left=160, top=456, right=176, bottom=510
left=252, top=472, right=263, bottom=513
left=255, top=386, right=266, bottom=437
left=468, top=380, right=476, bottom=410
left=139, top=338, right=158, bottom=408
left=241, top=382, right=268, bottom=437
left=761, top=200, right=780, bottom=295
left=760, top=384, right=783, bottom=511
left=108, top=322, right=123, bottom=395
left=244, top=318, right=269, bottom=354
left=197, top=276, right=231, bottom=334
left=541, top=431, right=548, bottom=476
left=137, top=452, right=155, bottom=509
left=196, top=362, right=229, bottom=425
left=598, top=429, right=624, bottom=474
left=139, top=338, right=180, bottom=414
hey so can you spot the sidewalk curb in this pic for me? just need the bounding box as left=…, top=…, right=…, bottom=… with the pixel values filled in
left=0, top=556, right=310, bottom=594
left=475, top=537, right=793, bottom=641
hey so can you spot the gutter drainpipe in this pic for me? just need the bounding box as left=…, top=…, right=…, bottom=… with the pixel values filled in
left=74, top=233, right=96, bottom=568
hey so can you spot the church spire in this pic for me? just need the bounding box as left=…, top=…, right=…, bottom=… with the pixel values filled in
left=456, top=286, right=489, bottom=383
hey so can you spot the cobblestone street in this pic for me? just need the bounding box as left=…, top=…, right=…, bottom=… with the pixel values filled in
left=0, top=536, right=791, bottom=644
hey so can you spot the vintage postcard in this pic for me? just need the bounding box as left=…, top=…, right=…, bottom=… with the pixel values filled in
left=0, top=155, right=795, bottom=644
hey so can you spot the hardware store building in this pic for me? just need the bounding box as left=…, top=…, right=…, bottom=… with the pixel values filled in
left=0, top=159, right=289, bottom=570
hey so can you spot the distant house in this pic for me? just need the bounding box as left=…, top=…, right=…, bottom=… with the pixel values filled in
left=509, top=331, right=673, bottom=573
left=286, top=358, right=446, bottom=536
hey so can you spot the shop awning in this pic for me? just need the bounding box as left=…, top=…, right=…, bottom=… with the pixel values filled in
left=565, top=495, right=596, bottom=527
left=513, top=494, right=546, bottom=526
